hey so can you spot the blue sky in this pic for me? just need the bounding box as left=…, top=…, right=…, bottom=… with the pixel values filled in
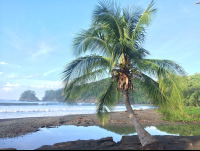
left=0, top=0, right=200, bottom=100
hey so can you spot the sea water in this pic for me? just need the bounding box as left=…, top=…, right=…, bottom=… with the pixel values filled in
left=0, top=99, right=156, bottom=119
left=1, top=100, right=199, bottom=150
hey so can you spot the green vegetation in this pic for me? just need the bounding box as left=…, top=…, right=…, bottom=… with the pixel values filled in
left=157, top=73, right=200, bottom=122
left=19, top=90, right=39, bottom=101
left=61, top=0, right=186, bottom=127
left=180, top=73, right=200, bottom=107
left=42, top=89, right=63, bottom=102
left=158, top=106, right=200, bottom=122
left=156, top=124, right=200, bottom=136
left=41, top=77, right=153, bottom=104
left=61, top=1, right=187, bottom=148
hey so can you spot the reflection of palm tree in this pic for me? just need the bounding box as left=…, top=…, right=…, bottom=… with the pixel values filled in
left=62, top=0, right=185, bottom=149
left=99, top=126, right=136, bottom=135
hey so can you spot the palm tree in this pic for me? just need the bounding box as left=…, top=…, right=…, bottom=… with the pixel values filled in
left=61, top=0, right=186, bottom=149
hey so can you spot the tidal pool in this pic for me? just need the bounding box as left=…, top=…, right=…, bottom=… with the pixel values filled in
left=0, top=124, right=199, bottom=150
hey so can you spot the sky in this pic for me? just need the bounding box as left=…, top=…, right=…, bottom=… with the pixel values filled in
left=0, top=0, right=200, bottom=100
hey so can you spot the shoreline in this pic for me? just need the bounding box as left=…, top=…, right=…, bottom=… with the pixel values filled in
left=1, top=109, right=200, bottom=139
left=1, top=109, right=200, bottom=150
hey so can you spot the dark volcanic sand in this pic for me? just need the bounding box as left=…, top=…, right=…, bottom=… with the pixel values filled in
left=0, top=109, right=200, bottom=150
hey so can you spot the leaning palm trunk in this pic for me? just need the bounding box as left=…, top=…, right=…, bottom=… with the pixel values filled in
left=123, top=90, right=164, bottom=149
left=62, top=0, right=186, bottom=149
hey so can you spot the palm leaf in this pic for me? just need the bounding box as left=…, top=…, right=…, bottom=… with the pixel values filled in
left=93, top=0, right=124, bottom=40
left=132, top=0, right=156, bottom=41
left=62, top=67, right=109, bottom=102
left=96, top=78, right=121, bottom=125
left=61, top=55, right=110, bottom=86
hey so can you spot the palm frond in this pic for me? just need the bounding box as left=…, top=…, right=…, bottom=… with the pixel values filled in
left=133, top=72, right=189, bottom=121
left=72, top=28, right=110, bottom=57
left=61, top=55, right=110, bottom=86
left=142, top=59, right=187, bottom=76
left=132, top=0, right=156, bottom=42
left=136, top=59, right=186, bottom=79
left=93, top=0, right=124, bottom=40
left=96, top=78, right=121, bottom=125
left=62, top=67, right=109, bottom=102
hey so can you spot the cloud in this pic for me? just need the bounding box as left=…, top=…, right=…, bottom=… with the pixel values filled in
left=31, top=85, right=44, bottom=88
left=7, top=75, right=18, bottom=78
left=44, top=68, right=61, bottom=76
left=31, top=85, right=57, bottom=89
left=0, top=61, right=20, bottom=68
left=2, top=82, right=20, bottom=92
left=6, top=73, right=19, bottom=78
left=0, top=62, right=8, bottom=65
left=31, top=41, right=55, bottom=58
left=5, top=82, right=20, bottom=87
left=25, top=74, right=43, bottom=78
left=0, top=72, right=3, bottom=75
left=26, top=75, right=34, bottom=78
left=2, top=87, right=12, bottom=91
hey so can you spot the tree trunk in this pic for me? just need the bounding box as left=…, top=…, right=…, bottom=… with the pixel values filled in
left=123, top=90, right=165, bottom=150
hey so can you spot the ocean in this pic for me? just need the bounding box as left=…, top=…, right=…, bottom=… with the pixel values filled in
left=0, top=99, right=156, bottom=119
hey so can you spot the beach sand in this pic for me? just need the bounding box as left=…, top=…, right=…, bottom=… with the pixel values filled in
left=0, top=109, right=200, bottom=150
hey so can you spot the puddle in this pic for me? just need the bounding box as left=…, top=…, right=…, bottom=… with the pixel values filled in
left=0, top=125, right=179, bottom=150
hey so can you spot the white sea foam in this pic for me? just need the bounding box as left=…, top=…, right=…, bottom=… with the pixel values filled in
left=0, top=99, right=156, bottom=119
left=0, top=108, right=68, bottom=113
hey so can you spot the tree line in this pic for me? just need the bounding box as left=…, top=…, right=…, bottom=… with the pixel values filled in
left=42, top=77, right=153, bottom=104
left=180, top=73, right=200, bottom=107
left=19, top=73, right=200, bottom=106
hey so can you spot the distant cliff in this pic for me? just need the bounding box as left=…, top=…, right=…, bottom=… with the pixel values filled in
left=19, top=90, right=40, bottom=102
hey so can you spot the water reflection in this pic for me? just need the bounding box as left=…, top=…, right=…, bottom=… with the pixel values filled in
left=99, top=124, right=200, bottom=136
left=156, top=124, right=200, bottom=136
left=0, top=124, right=199, bottom=150
left=99, top=126, right=136, bottom=135
left=99, top=125, right=178, bottom=136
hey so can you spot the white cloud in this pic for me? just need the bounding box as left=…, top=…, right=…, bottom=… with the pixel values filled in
left=17, top=65, right=21, bottom=67
left=6, top=73, right=19, bottom=78
left=26, top=75, right=34, bottom=78
left=2, top=87, right=12, bottom=91
left=7, top=75, right=18, bottom=78
left=31, top=85, right=44, bottom=88
left=31, top=85, right=37, bottom=88
left=38, top=85, right=44, bottom=88
left=23, top=79, right=61, bottom=89
left=0, top=62, right=8, bottom=65
left=31, top=41, right=54, bottom=58
left=25, top=74, right=42, bottom=78
left=5, top=82, right=20, bottom=87
left=0, top=72, right=3, bottom=75
left=44, top=68, right=61, bottom=76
